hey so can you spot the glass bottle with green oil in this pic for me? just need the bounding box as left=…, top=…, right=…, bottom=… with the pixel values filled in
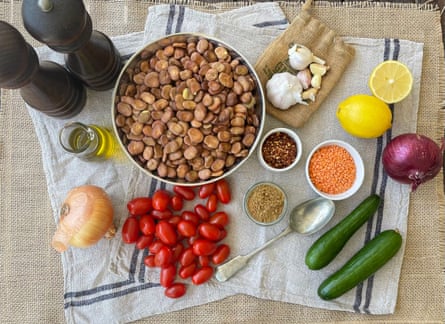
left=59, top=121, right=117, bottom=159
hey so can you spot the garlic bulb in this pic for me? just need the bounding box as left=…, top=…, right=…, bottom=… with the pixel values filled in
left=288, top=44, right=326, bottom=71
left=266, top=72, right=307, bottom=110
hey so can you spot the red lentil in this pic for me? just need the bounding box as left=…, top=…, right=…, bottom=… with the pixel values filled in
left=261, top=132, right=297, bottom=169
left=308, top=145, right=356, bottom=194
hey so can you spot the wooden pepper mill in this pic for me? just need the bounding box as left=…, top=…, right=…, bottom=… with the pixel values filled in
left=22, top=0, right=122, bottom=91
left=0, top=21, right=86, bottom=118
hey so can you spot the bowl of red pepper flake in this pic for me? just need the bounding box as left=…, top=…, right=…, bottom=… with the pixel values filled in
left=305, top=139, right=365, bottom=200
left=258, top=127, right=302, bottom=172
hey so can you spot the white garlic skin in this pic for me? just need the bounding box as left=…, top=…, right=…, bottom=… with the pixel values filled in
left=288, top=44, right=326, bottom=71
left=266, top=72, right=306, bottom=110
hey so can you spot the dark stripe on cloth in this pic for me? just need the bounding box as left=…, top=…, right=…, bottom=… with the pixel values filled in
left=166, top=4, right=176, bottom=35
left=253, top=19, right=289, bottom=28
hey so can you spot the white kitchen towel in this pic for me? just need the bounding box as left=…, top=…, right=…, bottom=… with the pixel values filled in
left=25, top=3, right=423, bottom=323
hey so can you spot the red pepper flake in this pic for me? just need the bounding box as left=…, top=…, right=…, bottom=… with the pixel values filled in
left=308, top=144, right=356, bottom=194
left=261, top=132, right=297, bottom=169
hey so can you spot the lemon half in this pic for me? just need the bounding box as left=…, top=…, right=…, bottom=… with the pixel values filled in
left=336, top=94, right=392, bottom=138
left=368, top=60, right=413, bottom=104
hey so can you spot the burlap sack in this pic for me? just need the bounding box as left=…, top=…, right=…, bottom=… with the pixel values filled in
left=255, top=0, right=355, bottom=128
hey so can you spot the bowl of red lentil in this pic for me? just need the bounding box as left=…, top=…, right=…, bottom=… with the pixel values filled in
left=305, top=139, right=365, bottom=200
left=257, top=127, right=302, bottom=172
left=244, top=181, right=288, bottom=226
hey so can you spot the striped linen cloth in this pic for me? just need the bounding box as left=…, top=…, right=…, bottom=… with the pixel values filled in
left=27, top=3, right=423, bottom=323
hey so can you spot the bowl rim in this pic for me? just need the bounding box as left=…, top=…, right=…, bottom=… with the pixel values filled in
left=257, top=127, right=303, bottom=172
left=243, top=181, right=288, bottom=226
left=111, top=32, right=266, bottom=186
left=305, top=139, right=365, bottom=201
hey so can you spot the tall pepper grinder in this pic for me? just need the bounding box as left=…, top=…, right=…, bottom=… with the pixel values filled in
left=0, top=21, right=86, bottom=118
left=22, top=0, right=122, bottom=91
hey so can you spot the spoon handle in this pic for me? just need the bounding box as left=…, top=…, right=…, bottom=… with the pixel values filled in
left=215, top=226, right=293, bottom=282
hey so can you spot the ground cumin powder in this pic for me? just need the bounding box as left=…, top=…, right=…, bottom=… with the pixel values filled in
left=246, top=183, right=285, bottom=224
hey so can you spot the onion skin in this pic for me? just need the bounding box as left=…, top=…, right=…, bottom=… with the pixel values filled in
left=51, top=185, right=115, bottom=252
left=382, top=133, right=444, bottom=191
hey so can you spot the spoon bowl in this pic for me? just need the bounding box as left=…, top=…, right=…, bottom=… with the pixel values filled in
left=215, top=197, right=335, bottom=282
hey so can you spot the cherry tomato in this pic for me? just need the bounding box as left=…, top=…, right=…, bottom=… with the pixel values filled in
left=160, top=264, right=176, bottom=288
left=127, top=197, right=152, bottom=215
left=171, top=242, right=184, bottom=262
left=177, top=219, right=197, bottom=237
left=181, top=211, right=200, bottom=225
left=164, top=283, right=186, bottom=298
left=135, top=234, right=154, bottom=250
left=173, top=186, right=196, bottom=200
left=192, top=239, right=217, bottom=256
left=139, top=214, right=156, bottom=235
left=148, top=240, right=165, bottom=254
left=170, top=195, right=184, bottom=211
left=155, top=246, right=174, bottom=267
left=211, top=244, right=230, bottom=265
left=215, top=179, right=231, bottom=204
left=168, top=215, right=181, bottom=226
left=217, top=228, right=227, bottom=241
left=152, top=190, right=170, bottom=211
left=179, top=263, right=197, bottom=279
left=179, top=247, right=196, bottom=267
left=209, top=211, right=229, bottom=228
left=192, top=266, right=213, bottom=285
left=194, top=204, right=210, bottom=221
left=156, top=220, right=177, bottom=245
left=188, top=234, right=200, bottom=246
left=121, top=216, right=140, bottom=244
left=198, top=255, right=210, bottom=267
left=198, top=223, right=222, bottom=241
left=206, top=193, right=218, bottom=213
left=151, top=209, right=173, bottom=220
left=198, top=183, right=216, bottom=199
left=144, top=255, right=156, bottom=267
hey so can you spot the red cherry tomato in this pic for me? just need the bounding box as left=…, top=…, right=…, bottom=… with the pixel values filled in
left=173, top=186, right=196, bottom=200
left=188, top=234, right=200, bottom=246
left=198, top=183, right=216, bottom=199
left=217, top=228, right=227, bottom=241
left=127, top=197, right=152, bottom=215
left=168, top=215, right=181, bottom=227
left=148, top=240, right=165, bottom=254
left=155, top=246, right=174, bottom=267
left=121, top=216, right=140, bottom=243
left=179, top=247, right=196, bottom=267
left=144, top=255, right=156, bottom=267
left=192, top=239, right=217, bottom=256
left=171, top=242, right=184, bottom=262
left=152, top=190, right=170, bottom=211
left=139, top=214, right=156, bottom=235
left=209, top=211, right=229, bottom=228
left=135, top=234, right=154, bottom=250
left=156, top=221, right=177, bottom=245
left=198, top=223, right=222, bottom=241
left=192, top=266, right=213, bottom=285
left=198, top=255, right=210, bottom=267
left=177, top=220, right=197, bottom=237
left=206, top=193, right=218, bottom=213
left=215, top=179, right=231, bottom=204
left=181, top=211, right=200, bottom=225
left=164, top=283, right=186, bottom=298
left=152, top=209, right=173, bottom=220
left=194, top=204, right=210, bottom=221
left=211, top=244, right=230, bottom=265
left=160, top=264, right=176, bottom=288
left=179, top=263, right=197, bottom=279
left=170, top=195, right=184, bottom=211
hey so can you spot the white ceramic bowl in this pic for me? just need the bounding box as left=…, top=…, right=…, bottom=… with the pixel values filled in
left=305, top=139, right=364, bottom=200
left=257, top=127, right=302, bottom=172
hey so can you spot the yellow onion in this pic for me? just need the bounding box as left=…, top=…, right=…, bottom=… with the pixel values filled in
left=51, top=185, right=115, bottom=252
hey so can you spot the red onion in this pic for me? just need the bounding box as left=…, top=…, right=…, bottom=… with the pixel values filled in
left=382, top=133, right=444, bottom=191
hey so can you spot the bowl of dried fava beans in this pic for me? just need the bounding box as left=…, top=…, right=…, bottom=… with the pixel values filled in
left=112, top=33, right=265, bottom=186
left=305, top=139, right=365, bottom=200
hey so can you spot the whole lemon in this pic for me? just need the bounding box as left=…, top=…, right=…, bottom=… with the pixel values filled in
left=336, top=94, right=392, bottom=138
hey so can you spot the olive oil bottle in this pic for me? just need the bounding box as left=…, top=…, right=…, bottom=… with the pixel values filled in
left=59, top=122, right=116, bottom=159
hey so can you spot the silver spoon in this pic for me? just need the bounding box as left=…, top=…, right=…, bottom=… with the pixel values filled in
left=215, top=197, right=335, bottom=282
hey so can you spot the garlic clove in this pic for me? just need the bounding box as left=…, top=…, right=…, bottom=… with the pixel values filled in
left=302, top=88, right=319, bottom=102
left=288, top=44, right=326, bottom=71
left=296, top=69, right=312, bottom=89
left=311, top=74, right=322, bottom=89
left=310, top=63, right=329, bottom=76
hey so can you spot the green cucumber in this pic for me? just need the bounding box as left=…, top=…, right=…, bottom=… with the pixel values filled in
left=317, top=229, right=402, bottom=300
left=305, top=194, right=381, bottom=270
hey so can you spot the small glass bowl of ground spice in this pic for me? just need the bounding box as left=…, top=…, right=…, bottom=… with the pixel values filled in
left=244, top=182, right=288, bottom=226
left=305, top=140, right=365, bottom=200
left=258, top=128, right=302, bottom=172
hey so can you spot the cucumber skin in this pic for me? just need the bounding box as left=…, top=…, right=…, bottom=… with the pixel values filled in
left=305, top=194, right=381, bottom=270
left=317, top=229, right=402, bottom=301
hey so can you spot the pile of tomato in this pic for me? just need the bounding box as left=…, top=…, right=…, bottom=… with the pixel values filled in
left=121, top=179, right=232, bottom=298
